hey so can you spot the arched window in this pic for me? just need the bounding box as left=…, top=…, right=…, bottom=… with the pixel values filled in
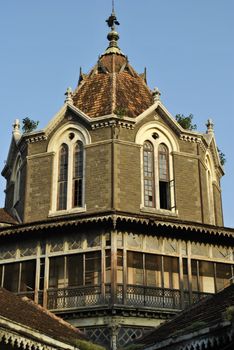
left=136, top=123, right=178, bottom=213
left=73, top=141, right=83, bottom=208
left=57, top=144, right=69, bottom=210
left=143, top=141, right=155, bottom=207
left=48, top=123, right=90, bottom=216
left=158, top=144, right=170, bottom=210
left=206, top=156, right=215, bottom=224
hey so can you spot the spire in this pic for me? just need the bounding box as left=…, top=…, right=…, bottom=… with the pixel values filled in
left=104, top=1, right=124, bottom=55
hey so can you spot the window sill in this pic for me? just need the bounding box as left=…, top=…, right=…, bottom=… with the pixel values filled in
left=48, top=205, right=87, bottom=218
left=140, top=206, right=178, bottom=217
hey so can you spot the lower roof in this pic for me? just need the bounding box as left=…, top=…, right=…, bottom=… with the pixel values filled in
left=136, top=284, right=234, bottom=349
left=0, top=288, right=85, bottom=347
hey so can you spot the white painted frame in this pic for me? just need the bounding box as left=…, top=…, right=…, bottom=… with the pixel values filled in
left=48, top=122, right=91, bottom=216
left=136, top=121, right=179, bottom=215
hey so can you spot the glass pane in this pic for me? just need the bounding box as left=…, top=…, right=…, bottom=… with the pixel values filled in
left=49, top=257, right=65, bottom=288
left=39, top=258, right=45, bottom=291
left=216, top=263, right=232, bottom=291
left=67, top=254, right=83, bottom=287
left=117, top=250, right=123, bottom=284
left=106, top=250, right=111, bottom=284
left=199, top=261, right=215, bottom=293
left=87, top=232, right=101, bottom=248
left=20, top=260, right=36, bottom=292
left=127, top=252, right=143, bottom=285
left=73, top=141, right=83, bottom=208
left=0, top=245, right=16, bottom=259
left=4, top=263, right=20, bottom=292
left=143, top=141, right=154, bottom=207
left=183, top=258, right=189, bottom=290
left=85, top=252, right=101, bottom=285
left=163, top=256, right=179, bottom=289
left=105, top=232, right=111, bottom=246
left=145, top=254, right=162, bottom=287
left=67, top=234, right=82, bottom=250
left=191, top=260, right=198, bottom=292
left=57, top=143, right=68, bottom=210
left=158, top=144, right=169, bottom=181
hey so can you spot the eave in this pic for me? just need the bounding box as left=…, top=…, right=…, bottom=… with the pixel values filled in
left=0, top=315, right=79, bottom=350
left=0, top=210, right=233, bottom=240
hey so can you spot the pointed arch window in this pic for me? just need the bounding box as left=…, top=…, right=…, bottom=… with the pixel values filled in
left=143, top=141, right=155, bottom=207
left=57, top=144, right=69, bottom=210
left=158, top=144, right=170, bottom=210
left=73, top=141, right=83, bottom=208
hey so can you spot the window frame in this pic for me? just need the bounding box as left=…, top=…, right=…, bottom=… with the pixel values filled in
left=48, top=124, right=90, bottom=216
left=141, top=137, right=175, bottom=213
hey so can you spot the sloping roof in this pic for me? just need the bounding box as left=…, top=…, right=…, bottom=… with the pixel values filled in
left=0, top=208, right=17, bottom=225
left=0, top=288, right=85, bottom=346
left=0, top=211, right=233, bottom=239
left=136, top=284, right=234, bottom=349
left=72, top=53, right=154, bottom=118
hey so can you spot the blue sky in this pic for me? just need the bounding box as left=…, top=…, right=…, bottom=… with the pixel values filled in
left=0, top=0, right=233, bottom=227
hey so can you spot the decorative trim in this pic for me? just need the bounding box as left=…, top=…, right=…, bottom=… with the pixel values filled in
left=0, top=211, right=233, bottom=238
left=26, top=134, right=48, bottom=144
left=91, top=119, right=135, bottom=130
left=180, top=134, right=202, bottom=143
left=0, top=317, right=78, bottom=350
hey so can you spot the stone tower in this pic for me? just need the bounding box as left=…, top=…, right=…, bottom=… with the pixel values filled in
left=0, top=7, right=233, bottom=350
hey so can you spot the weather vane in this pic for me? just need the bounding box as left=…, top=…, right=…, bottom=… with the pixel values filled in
left=106, top=0, right=120, bottom=30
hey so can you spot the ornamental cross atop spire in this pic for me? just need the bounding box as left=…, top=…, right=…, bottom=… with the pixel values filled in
left=106, top=0, right=120, bottom=31
left=104, top=0, right=124, bottom=55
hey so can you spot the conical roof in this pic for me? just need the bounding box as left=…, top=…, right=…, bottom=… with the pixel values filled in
left=72, top=10, right=154, bottom=118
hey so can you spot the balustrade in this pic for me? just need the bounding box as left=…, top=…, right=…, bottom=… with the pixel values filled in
left=46, top=284, right=182, bottom=311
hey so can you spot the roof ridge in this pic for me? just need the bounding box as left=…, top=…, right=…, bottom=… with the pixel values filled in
left=112, top=54, right=116, bottom=113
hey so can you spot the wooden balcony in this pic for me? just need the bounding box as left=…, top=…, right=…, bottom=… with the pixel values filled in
left=46, top=284, right=184, bottom=311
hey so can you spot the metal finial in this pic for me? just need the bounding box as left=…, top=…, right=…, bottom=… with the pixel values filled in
left=106, top=0, right=119, bottom=31
left=12, top=119, right=21, bottom=140
left=152, top=87, right=161, bottom=102
left=64, top=87, right=73, bottom=104
left=206, top=118, right=214, bottom=134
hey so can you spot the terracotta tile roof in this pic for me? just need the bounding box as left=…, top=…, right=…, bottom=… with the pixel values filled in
left=0, top=208, right=18, bottom=224
left=136, top=284, right=234, bottom=348
left=0, top=288, right=85, bottom=346
left=72, top=53, right=154, bottom=118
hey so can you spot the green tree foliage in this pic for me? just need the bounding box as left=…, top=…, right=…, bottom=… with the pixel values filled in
left=217, top=147, right=226, bottom=166
left=22, top=117, right=39, bottom=133
left=175, top=114, right=197, bottom=131
left=73, top=339, right=105, bottom=350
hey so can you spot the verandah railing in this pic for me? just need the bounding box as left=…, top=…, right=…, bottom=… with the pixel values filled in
left=46, top=284, right=183, bottom=311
